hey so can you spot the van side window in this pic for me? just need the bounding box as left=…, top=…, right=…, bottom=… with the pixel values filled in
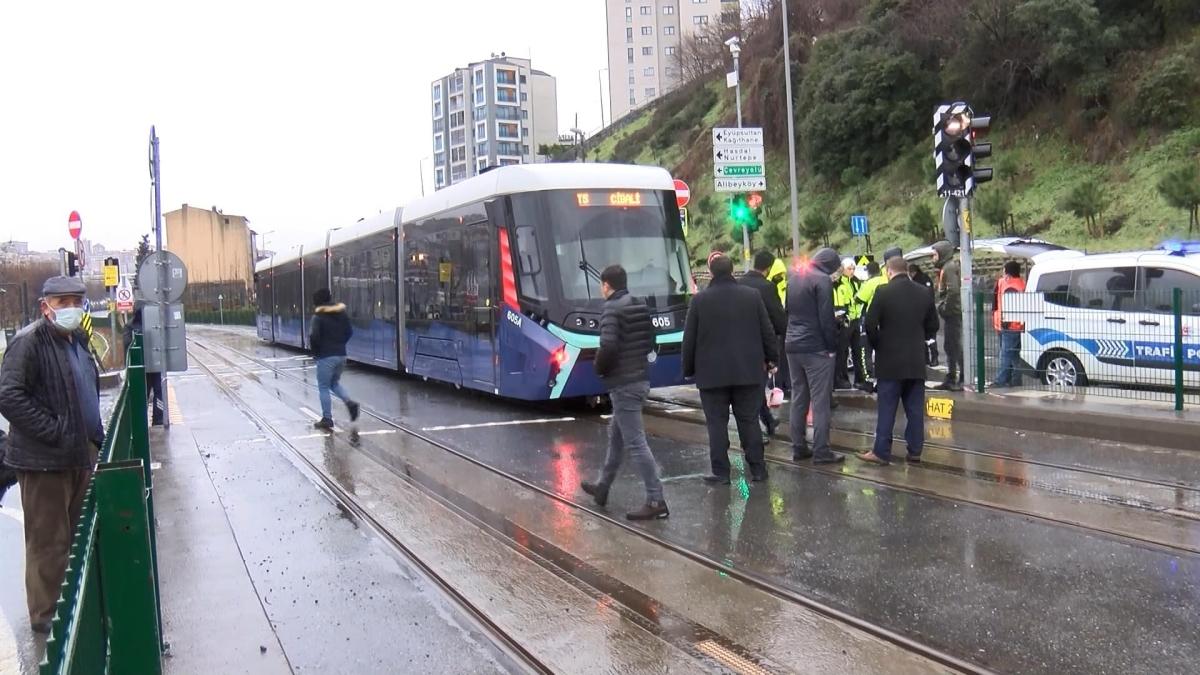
left=1141, top=267, right=1200, bottom=315
left=1072, top=267, right=1137, bottom=311
left=1036, top=271, right=1077, bottom=307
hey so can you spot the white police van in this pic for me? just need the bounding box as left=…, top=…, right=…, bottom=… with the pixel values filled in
left=1005, top=241, right=1200, bottom=388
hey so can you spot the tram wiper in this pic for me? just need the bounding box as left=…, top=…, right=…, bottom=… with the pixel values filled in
left=577, top=235, right=602, bottom=298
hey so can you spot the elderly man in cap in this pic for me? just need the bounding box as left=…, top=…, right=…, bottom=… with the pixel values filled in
left=0, top=276, right=103, bottom=634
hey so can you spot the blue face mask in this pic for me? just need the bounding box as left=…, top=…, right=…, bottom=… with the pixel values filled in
left=50, top=307, right=85, bottom=332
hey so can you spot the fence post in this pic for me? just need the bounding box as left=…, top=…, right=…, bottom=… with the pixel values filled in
left=1174, top=288, right=1184, bottom=411
left=94, top=460, right=163, bottom=675
left=125, top=332, right=163, bottom=646
left=975, top=292, right=986, bottom=394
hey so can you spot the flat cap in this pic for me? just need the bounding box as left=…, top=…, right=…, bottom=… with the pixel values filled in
left=882, top=246, right=903, bottom=262
left=42, top=275, right=87, bottom=297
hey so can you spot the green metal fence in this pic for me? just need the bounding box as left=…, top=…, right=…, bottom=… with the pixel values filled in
left=40, top=333, right=163, bottom=675
left=973, top=288, right=1200, bottom=410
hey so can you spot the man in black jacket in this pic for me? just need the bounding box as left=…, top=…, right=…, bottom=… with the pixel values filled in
left=785, top=247, right=845, bottom=464
left=858, top=256, right=940, bottom=466
left=683, top=254, right=778, bottom=483
left=0, top=276, right=103, bottom=634
left=309, top=288, right=360, bottom=430
left=739, top=250, right=787, bottom=441
left=582, top=265, right=667, bottom=520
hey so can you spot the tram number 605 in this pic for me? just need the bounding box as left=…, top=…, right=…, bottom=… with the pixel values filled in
left=652, top=315, right=673, bottom=329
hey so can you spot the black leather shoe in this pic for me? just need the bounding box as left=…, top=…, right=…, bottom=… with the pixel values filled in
left=31, top=621, right=51, bottom=635
left=580, top=481, right=610, bottom=507
left=702, top=474, right=731, bottom=485
left=346, top=401, right=361, bottom=422
left=626, top=501, right=669, bottom=520
left=813, top=454, right=846, bottom=465
left=792, top=450, right=813, bottom=461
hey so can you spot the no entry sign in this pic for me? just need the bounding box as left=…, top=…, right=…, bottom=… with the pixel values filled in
left=68, top=211, right=82, bottom=240
left=673, top=179, right=690, bottom=208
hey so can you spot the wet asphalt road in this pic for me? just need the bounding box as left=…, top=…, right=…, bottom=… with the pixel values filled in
left=193, top=327, right=1200, bottom=675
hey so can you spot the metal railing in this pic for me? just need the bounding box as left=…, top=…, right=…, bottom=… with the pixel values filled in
left=40, top=333, right=163, bottom=675
left=973, top=289, right=1200, bottom=410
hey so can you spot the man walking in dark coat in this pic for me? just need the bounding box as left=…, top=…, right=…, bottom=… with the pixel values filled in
left=309, top=288, right=360, bottom=430
left=582, top=265, right=667, bottom=520
left=0, top=276, right=103, bottom=634
left=739, top=250, right=787, bottom=442
left=786, top=247, right=845, bottom=464
left=857, top=256, right=940, bottom=466
left=683, top=254, right=778, bottom=483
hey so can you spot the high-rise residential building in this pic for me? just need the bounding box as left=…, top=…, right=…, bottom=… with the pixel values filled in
left=431, top=55, right=559, bottom=190
left=604, top=0, right=740, bottom=123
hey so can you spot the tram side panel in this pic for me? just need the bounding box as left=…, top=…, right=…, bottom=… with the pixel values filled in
left=331, top=230, right=401, bottom=370
left=273, top=260, right=305, bottom=348
left=255, top=271, right=274, bottom=341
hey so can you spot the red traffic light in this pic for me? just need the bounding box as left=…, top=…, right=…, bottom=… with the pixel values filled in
left=747, top=193, right=763, bottom=209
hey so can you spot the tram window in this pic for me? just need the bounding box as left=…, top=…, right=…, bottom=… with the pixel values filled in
left=514, top=224, right=548, bottom=301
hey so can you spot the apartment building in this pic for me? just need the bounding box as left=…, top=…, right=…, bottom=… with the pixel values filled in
left=431, top=55, right=559, bottom=190
left=604, top=0, right=739, bottom=122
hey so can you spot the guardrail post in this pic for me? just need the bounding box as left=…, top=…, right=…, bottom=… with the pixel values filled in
left=975, top=292, right=986, bottom=394
left=1174, top=288, right=1184, bottom=411
left=94, top=460, right=163, bottom=675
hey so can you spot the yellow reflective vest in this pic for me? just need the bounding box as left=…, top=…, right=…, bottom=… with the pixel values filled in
left=834, top=276, right=861, bottom=320
left=767, top=258, right=788, bottom=305
left=856, top=275, right=887, bottom=313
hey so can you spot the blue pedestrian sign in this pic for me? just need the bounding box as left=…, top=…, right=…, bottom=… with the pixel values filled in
left=850, top=214, right=869, bottom=236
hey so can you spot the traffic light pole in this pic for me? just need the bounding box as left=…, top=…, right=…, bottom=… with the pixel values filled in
left=781, top=0, right=801, bottom=263
left=958, top=195, right=975, bottom=390
left=728, top=40, right=751, bottom=272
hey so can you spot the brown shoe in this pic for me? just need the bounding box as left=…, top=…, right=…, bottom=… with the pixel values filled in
left=626, top=500, right=669, bottom=521
left=856, top=451, right=891, bottom=466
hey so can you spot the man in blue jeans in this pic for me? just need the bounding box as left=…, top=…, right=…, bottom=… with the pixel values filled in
left=581, top=265, right=667, bottom=521
left=309, top=288, right=359, bottom=430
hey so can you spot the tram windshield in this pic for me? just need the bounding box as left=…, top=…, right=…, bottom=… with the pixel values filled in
left=511, top=189, right=690, bottom=309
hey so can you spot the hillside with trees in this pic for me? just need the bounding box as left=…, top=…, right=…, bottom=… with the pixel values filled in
left=584, top=0, right=1200, bottom=266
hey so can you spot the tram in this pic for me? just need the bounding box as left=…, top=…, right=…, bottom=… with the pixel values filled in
left=254, top=163, right=693, bottom=400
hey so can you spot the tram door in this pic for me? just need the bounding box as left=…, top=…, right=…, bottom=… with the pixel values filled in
left=465, top=221, right=496, bottom=388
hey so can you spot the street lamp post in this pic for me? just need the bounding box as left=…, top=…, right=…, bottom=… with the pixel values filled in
left=726, top=36, right=751, bottom=270
left=780, top=0, right=802, bottom=261
left=218, top=294, right=224, bottom=325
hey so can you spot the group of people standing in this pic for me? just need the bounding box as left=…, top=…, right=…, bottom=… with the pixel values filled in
left=582, top=240, right=970, bottom=516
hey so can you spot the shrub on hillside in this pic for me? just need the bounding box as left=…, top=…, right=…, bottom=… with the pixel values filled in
left=1130, top=55, right=1198, bottom=129
left=798, top=26, right=937, bottom=182
left=907, top=203, right=939, bottom=244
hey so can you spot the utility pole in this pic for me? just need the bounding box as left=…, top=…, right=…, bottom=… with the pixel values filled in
left=150, top=126, right=170, bottom=429
left=726, top=36, right=750, bottom=271
left=780, top=0, right=801, bottom=262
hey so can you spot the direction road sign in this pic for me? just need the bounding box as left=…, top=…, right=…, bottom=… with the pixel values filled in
left=713, top=146, right=764, bottom=163
left=712, top=127, right=763, bottom=145
left=715, top=177, right=767, bottom=192
left=673, top=179, right=690, bottom=208
left=851, top=214, right=870, bottom=236
left=715, top=164, right=764, bottom=177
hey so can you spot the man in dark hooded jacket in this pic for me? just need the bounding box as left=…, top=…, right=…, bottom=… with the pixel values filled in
left=785, top=248, right=845, bottom=464
left=309, top=288, right=360, bottom=429
left=932, top=241, right=963, bottom=390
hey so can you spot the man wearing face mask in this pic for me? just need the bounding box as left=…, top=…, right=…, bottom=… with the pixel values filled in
left=582, top=264, right=667, bottom=520
left=0, top=276, right=103, bottom=635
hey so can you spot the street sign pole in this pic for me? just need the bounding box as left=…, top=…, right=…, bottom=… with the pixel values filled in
left=726, top=37, right=750, bottom=271
left=150, top=126, right=169, bottom=429
left=959, top=195, right=975, bottom=391
left=781, top=0, right=801, bottom=262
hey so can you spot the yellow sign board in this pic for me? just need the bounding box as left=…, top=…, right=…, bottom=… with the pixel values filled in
left=438, top=262, right=452, bottom=283
left=926, top=397, right=954, bottom=420
left=103, top=265, right=119, bottom=287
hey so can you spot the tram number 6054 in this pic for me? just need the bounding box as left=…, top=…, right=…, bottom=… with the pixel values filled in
left=652, top=315, right=673, bottom=330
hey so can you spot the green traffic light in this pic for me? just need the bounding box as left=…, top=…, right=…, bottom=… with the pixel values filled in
left=729, top=195, right=751, bottom=223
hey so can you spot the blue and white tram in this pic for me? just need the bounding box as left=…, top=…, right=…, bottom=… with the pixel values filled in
left=254, top=163, right=693, bottom=400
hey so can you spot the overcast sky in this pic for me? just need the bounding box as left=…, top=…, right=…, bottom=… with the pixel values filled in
left=0, top=1, right=609, bottom=254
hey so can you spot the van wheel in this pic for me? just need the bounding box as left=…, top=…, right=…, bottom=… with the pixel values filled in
left=1040, top=351, right=1087, bottom=388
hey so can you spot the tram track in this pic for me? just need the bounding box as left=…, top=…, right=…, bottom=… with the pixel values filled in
left=186, top=333, right=991, bottom=675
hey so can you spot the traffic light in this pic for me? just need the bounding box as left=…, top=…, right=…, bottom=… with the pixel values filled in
left=933, top=102, right=994, bottom=198
left=729, top=193, right=751, bottom=224
left=747, top=193, right=764, bottom=233
left=66, top=252, right=80, bottom=276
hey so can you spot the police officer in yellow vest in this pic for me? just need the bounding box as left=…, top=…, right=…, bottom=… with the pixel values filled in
left=833, top=258, right=860, bottom=389
left=854, top=247, right=902, bottom=391
left=766, top=255, right=790, bottom=392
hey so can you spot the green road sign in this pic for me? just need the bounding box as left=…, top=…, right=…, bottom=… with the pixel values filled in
left=716, top=164, right=764, bottom=177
